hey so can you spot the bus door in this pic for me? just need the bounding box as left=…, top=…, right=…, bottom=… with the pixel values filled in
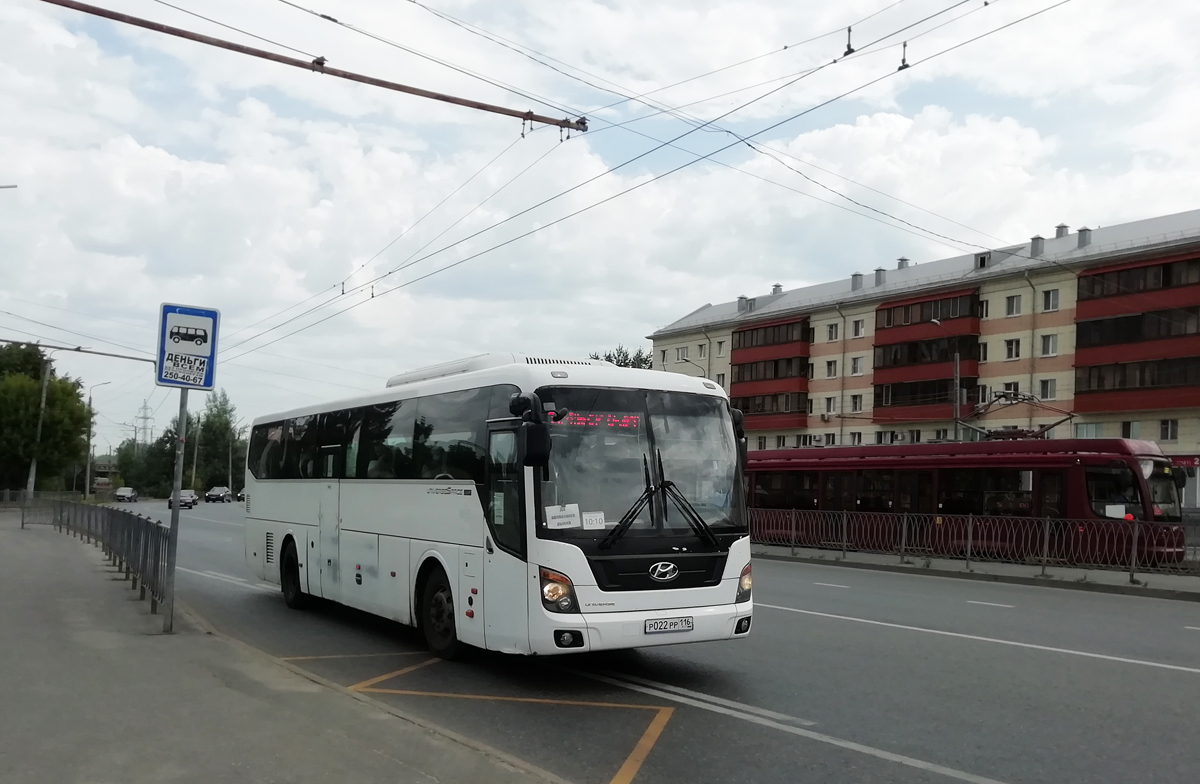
left=316, top=479, right=340, bottom=600
left=897, top=471, right=933, bottom=549
left=483, top=426, right=530, bottom=653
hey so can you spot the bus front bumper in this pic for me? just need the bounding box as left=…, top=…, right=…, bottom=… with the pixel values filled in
left=530, top=601, right=753, bottom=655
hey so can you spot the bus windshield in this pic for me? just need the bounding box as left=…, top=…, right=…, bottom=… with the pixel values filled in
left=1141, top=460, right=1183, bottom=522
left=535, top=387, right=744, bottom=542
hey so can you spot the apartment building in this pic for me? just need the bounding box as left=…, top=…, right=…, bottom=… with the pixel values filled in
left=649, top=209, right=1200, bottom=505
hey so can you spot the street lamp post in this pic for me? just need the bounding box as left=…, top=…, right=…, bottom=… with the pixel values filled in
left=679, top=357, right=708, bottom=378
left=84, top=381, right=111, bottom=500
left=25, top=348, right=62, bottom=498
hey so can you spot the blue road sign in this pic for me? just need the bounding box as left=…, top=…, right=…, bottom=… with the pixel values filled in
left=156, top=303, right=220, bottom=390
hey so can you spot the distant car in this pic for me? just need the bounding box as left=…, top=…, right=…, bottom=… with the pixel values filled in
left=113, top=487, right=138, bottom=502
left=168, top=490, right=198, bottom=509
left=205, top=486, right=232, bottom=503
left=236, top=489, right=245, bottom=502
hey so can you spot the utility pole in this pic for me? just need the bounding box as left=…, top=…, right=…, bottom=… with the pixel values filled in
left=137, top=399, right=154, bottom=447
left=25, top=351, right=57, bottom=497
left=190, top=414, right=202, bottom=491
left=84, top=381, right=111, bottom=500
left=228, top=417, right=245, bottom=492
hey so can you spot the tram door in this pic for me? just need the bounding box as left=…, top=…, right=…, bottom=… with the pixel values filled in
left=897, top=471, right=934, bottom=549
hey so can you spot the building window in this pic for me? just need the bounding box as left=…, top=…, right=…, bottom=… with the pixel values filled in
left=1076, top=356, right=1200, bottom=393
left=807, top=362, right=814, bottom=379
left=776, top=435, right=787, bottom=449
left=1039, top=379, right=1057, bottom=400
left=1042, top=289, right=1059, bottom=312
left=849, top=432, right=862, bottom=445
left=793, top=435, right=803, bottom=448
left=980, top=299, right=989, bottom=318
left=979, top=342, right=988, bottom=362
left=807, top=398, right=814, bottom=414
left=873, top=335, right=980, bottom=369
left=934, top=428, right=948, bottom=440
left=850, top=394, right=863, bottom=412
left=1076, top=305, right=1200, bottom=348
left=1040, top=334, right=1058, bottom=357
left=1005, top=295, right=1022, bottom=317
left=697, top=343, right=707, bottom=359
left=875, top=294, right=981, bottom=331
left=908, top=429, right=921, bottom=443
left=1161, top=419, right=1179, bottom=441
left=1005, top=339, right=1021, bottom=360
left=1121, top=421, right=1140, bottom=439
left=675, top=346, right=689, bottom=362
left=826, top=360, right=837, bottom=378
left=875, top=430, right=895, bottom=444
left=1078, top=258, right=1200, bottom=301
left=825, top=397, right=836, bottom=413
left=1003, top=382, right=1020, bottom=396
left=824, top=433, right=836, bottom=446
left=716, top=340, right=725, bottom=357
left=716, top=373, right=725, bottom=387
left=977, top=384, right=989, bottom=403
left=756, top=436, right=767, bottom=450
left=852, top=319, right=865, bottom=338
left=1075, top=423, right=1103, bottom=438
left=851, top=357, right=863, bottom=375
left=827, top=323, right=839, bottom=341
left=730, top=357, right=807, bottom=382
left=730, top=393, right=806, bottom=414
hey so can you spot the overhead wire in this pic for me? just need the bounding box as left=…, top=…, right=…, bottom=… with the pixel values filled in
left=148, top=0, right=318, bottom=57
left=222, top=1, right=1075, bottom=362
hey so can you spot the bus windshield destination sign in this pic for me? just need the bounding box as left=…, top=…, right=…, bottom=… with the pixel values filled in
left=155, top=303, right=220, bottom=390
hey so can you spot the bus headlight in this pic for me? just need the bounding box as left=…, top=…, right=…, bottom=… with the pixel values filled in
left=736, top=562, right=752, bottom=603
left=540, top=567, right=579, bottom=613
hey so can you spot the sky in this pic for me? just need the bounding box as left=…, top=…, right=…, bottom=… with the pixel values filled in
left=3, top=0, right=1200, bottom=451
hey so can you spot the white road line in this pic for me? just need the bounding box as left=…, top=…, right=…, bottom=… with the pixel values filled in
left=759, top=603, right=1200, bottom=674
left=813, top=582, right=850, bottom=589
left=577, top=671, right=1010, bottom=784
left=600, top=671, right=816, bottom=726
left=177, top=566, right=276, bottom=593
left=1187, top=627, right=1200, bottom=631
left=966, top=601, right=1014, bottom=608
left=204, top=570, right=245, bottom=582
left=182, top=515, right=245, bottom=527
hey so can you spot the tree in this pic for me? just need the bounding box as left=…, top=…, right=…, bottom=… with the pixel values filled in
left=0, top=345, right=89, bottom=490
left=588, top=345, right=653, bottom=369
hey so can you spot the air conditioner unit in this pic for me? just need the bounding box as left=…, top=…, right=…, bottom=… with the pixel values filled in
left=820, top=413, right=832, bottom=422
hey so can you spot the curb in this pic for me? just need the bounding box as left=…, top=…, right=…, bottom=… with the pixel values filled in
left=751, top=551, right=1200, bottom=603
left=176, top=599, right=573, bottom=784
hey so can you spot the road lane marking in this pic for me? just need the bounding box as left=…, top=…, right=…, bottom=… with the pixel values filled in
left=177, top=566, right=276, bottom=593
left=182, top=514, right=245, bottom=527
left=602, top=672, right=816, bottom=726
left=1187, top=627, right=1200, bottom=631
left=610, top=708, right=674, bottom=784
left=347, top=657, right=440, bottom=691
left=966, top=601, right=1014, bottom=608
left=814, top=582, right=850, bottom=588
left=578, top=671, right=1010, bottom=784
left=281, top=651, right=427, bottom=661
left=759, top=603, right=1200, bottom=674
left=204, top=570, right=244, bottom=581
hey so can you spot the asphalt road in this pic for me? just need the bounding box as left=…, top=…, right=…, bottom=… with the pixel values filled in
left=131, top=498, right=1200, bottom=784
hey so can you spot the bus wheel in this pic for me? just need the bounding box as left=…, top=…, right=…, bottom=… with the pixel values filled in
left=281, top=541, right=310, bottom=610
left=421, top=567, right=461, bottom=659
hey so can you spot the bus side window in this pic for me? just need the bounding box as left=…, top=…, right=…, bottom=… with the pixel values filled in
left=487, top=431, right=523, bottom=555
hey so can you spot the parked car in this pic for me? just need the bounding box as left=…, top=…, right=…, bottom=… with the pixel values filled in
left=168, top=490, right=198, bottom=509
left=113, top=487, right=138, bottom=502
left=205, top=486, right=232, bottom=503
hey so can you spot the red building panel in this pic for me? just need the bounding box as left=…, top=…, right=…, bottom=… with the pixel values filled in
left=874, top=317, right=981, bottom=344
left=873, top=360, right=979, bottom=386
left=1076, top=249, right=1200, bottom=278
left=1074, top=387, right=1200, bottom=413
left=730, top=343, right=811, bottom=364
left=1075, top=335, right=1200, bottom=366
left=1077, top=285, right=1200, bottom=320
left=729, top=378, right=809, bottom=398
left=871, top=402, right=957, bottom=423
left=744, top=412, right=808, bottom=431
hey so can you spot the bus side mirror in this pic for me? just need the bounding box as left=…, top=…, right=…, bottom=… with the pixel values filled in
left=730, top=407, right=747, bottom=466
left=518, top=421, right=552, bottom=467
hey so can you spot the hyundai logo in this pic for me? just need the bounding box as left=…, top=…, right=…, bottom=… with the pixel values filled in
left=648, top=562, right=679, bottom=582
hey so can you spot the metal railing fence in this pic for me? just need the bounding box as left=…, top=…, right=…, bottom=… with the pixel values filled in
left=24, top=500, right=173, bottom=612
left=750, top=508, right=1200, bottom=579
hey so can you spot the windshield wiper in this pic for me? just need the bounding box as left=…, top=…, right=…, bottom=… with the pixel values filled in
left=656, top=450, right=722, bottom=550
left=599, top=455, right=655, bottom=550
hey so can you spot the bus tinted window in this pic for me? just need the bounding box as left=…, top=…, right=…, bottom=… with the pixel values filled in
left=359, top=400, right=414, bottom=479
left=412, top=388, right=491, bottom=483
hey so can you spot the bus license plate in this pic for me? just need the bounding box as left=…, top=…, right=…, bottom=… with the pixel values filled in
left=644, top=617, right=693, bottom=634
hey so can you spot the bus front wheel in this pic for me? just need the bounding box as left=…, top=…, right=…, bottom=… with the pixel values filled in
left=281, top=541, right=310, bottom=610
left=421, top=567, right=461, bottom=659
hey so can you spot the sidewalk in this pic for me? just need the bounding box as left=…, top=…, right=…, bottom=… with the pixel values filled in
left=0, top=511, right=549, bottom=784
left=753, top=542, right=1200, bottom=602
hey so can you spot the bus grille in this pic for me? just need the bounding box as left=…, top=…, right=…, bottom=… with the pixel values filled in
left=525, top=357, right=601, bottom=366
left=586, top=553, right=726, bottom=591
left=264, top=532, right=275, bottom=565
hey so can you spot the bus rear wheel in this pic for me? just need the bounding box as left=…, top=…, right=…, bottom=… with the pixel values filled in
left=281, top=541, right=310, bottom=610
left=421, top=567, right=461, bottom=659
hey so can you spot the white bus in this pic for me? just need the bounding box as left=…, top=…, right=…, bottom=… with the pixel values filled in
left=244, top=353, right=753, bottom=658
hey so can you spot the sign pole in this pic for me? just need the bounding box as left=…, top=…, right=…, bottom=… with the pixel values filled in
left=162, top=387, right=188, bottom=633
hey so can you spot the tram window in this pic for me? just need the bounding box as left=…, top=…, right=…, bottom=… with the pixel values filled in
left=1086, top=466, right=1143, bottom=519
left=939, top=469, right=1034, bottom=516
left=857, top=470, right=893, bottom=512
left=1039, top=472, right=1065, bottom=518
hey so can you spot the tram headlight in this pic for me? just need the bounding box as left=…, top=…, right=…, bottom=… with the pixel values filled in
left=540, top=567, right=579, bottom=613
left=736, top=562, right=753, bottom=603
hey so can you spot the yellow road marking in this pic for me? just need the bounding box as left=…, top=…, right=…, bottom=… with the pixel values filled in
left=359, top=688, right=665, bottom=711
left=281, top=651, right=427, bottom=661
left=609, top=708, right=674, bottom=784
left=347, top=657, right=440, bottom=691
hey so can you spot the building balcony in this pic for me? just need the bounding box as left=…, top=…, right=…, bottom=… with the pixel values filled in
left=871, top=402, right=960, bottom=423
left=743, top=412, right=808, bottom=431
left=1075, top=335, right=1200, bottom=367
left=729, top=377, right=808, bottom=397
left=1074, top=386, right=1200, bottom=413
left=1077, top=283, right=1200, bottom=320
left=730, top=342, right=811, bottom=363
left=873, top=360, right=979, bottom=386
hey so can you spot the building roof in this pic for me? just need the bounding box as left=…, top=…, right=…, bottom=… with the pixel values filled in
left=649, top=208, right=1200, bottom=339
